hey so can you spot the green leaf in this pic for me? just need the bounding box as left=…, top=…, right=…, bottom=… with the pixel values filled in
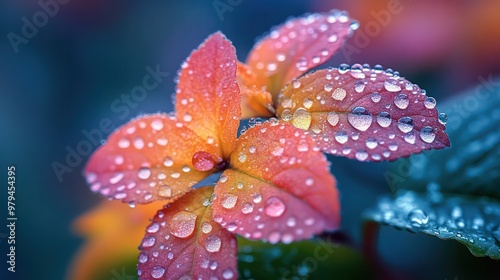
left=237, top=237, right=372, bottom=279
left=365, top=190, right=500, bottom=259
left=367, top=79, right=500, bottom=260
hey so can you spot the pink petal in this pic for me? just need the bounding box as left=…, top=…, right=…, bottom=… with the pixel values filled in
left=175, top=32, right=241, bottom=159
left=246, top=10, right=357, bottom=97
left=276, top=66, right=451, bottom=162
left=212, top=121, right=340, bottom=243
left=84, top=114, right=219, bottom=204
left=138, top=187, right=238, bottom=279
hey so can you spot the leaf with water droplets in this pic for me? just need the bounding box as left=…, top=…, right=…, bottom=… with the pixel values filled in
left=243, top=10, right=357, bottom=100
left=138, top=187, right=238, bottom=279
left=175, top=32, right=241, bottom=158
left=212, top=121, right=340, bottom=244
left=276, top=66, right=450, bottom=162
left=364, top=190, right=500, bottom=259
left=85, top=114, right=218, bottom=204
left=69, top=200, right=164, bottom=280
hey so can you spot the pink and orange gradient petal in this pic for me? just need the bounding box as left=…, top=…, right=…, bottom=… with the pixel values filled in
left=276, top=67, right=450, bottom=162
left=212, top=121, right=339, bottom=244
left=237, top=62, right=274, bottom=118
left=138, top=187, right=237, bottom=279
left=245, top=10, right=356, bottom=99
left=175, top=32, right=241, bottom=159
left=85, top=113, right=218, bottom=205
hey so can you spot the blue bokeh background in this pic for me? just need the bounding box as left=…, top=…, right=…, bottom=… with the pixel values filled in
left=1, top=0, right=499, bottom=279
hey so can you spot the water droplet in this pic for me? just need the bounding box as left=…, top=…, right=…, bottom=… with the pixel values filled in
left=327, top=34, right=338, bottom=42
left=205, top=235, right=222, bottom=252
left=424, top=97, right=436, bottom=109
left=292, top=108, right=312, bottom=130
left=133, top=137, right=145, bottom=149
left=354, top=81, right=366, bottom=93
left=355, top=150, right=368, bottom=161
left=335, top=130, right=348, bottom=144
left=253, top=194, right=262, bottom=203
left=168, top=211, right=197, bottom=238
left=268, top=232, right=281, bottom=244
left=167, top=252, right=174, bottom=259
left=348, top=107, right=373, bottom=131
left=420, top=126, right=436, bottom=143
left=276, top=53, right=286, bottom=61
left=151, top=119, right=164, bottom=130
left=293, top=80, right=301, bottom=89
left=326, top=112, right=339, bottom=126
left=305, top=178, right=314, bottom=186
left=331, top=87, right=346, bottom=101
left=142, top=236, right=156, bottom=247
left=222, top=268, right=235, bottom=279
left=303, top=98, right=313, bottom=109
left=272, top=146, right=284, bottom=156
left=394, top=94, right=409, bottom=109
left=163, top=157, right=174, bottom=167
left=397, top=117, right=414, bottom=133
left=118, top=138, right=130, bottom=148
left=147, top=223, right=160, bottom=233
left=158, top=186, right=172, bottom=198
left=265, top=196, right=286, bottom=217
left=366, top=138, right=378, bottom=149
left=388, top=142, right=398, bottom=151
left=202, top=222, right=212, bottom=234
left=151, top=266, right=165, bottom=279
left=222, top=194, right=238, bottom=209
left=438, top=113, right=448, bottom=124
left=138, top=168, right=151, bottom=180
left=376, top=112, right=392, bottom=127
left=371, top=92, right=381, bottom=103
left=384, top=78, right=402, bottom=92
left=350, top=20, right=360, bottom=30
left=241, top=202, right=254, bottom=214
left=192, top=151, right=215, bottom=171
left=238, top=153, right=247, bottom=163
left=408, top=209, right=428, bottom=228
left=109, top=173, right=124, bottom=184
left=404, top=131, right=416, bottom=144
left=138, top=252, right=148, bottom=263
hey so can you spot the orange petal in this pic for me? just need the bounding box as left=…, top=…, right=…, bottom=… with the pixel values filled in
left=212, top=121, right=339, bottom=244
left=138, top=187, right=238, bottom=279
left=175, top=32, right=241, bottom=158
left=237, top=62, right=275, bottom=118
left=85, top=113, right=219, bottom=204
left=246, top=10, right=357, bottom=100
left=276, top=66, right=451, bottom=162
left=68, top=200, right=164, bottom=280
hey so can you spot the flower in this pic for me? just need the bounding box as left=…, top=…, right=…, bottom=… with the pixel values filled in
left=83, top=32, right=339, bottom=279
left=237, top=10, right=450, bottom=161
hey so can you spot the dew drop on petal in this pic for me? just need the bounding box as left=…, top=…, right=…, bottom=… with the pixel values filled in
left=138, top=252, right=148, bottom=263
left=222, top=268, right=235, bottom=279
left=192, top=151, right=215, bottom=171
left=334, top=130, right=348, bottom=144
left=371, top=92, right=381, bottom=103
left=168, top=211, right=197, bottom=238
left=326, top=112, right=339, bottom=126
left=133, top=137, right=145, bottom=149
left=141, top=236, right=156, bottom=248
left=151, top=119, right=164, bottom=130
left=331, top=88, right=346, bottom=101
left=420, top=126, right=436, bottom=143
left=158, top=186, right=172, bottom=198
left=163, top=157, right=174, bottom=167
left=438, top=113, right=448, bottom=124
left=408, top=209, right=429, bottom=228
left=394, top=94, right=409, bottom=109
left=138, top=168, right=151, bottom=180
left=424, top=97, right=436, bottom=109
left=303, top=98, right=313, bottom=109
left=397, top=117, right=414, bottom=133
left=377, top=112, right=392, bottom=127
left=404, top=131, right=416, bottom=144
left=253, top=194, right=262, bottom=203
left=221, top=194, right=238, bottom=209
left=264, top=196, right=286, bottom=217
left=366, top=138, right=378, bottom=149
left=354, top=81, right=366, bottom=92
left=202, top=222, right=212, bottom=234
left=348, top=107, right=373, bottom=131
left=151, top=266, right=165, bottom=279
left=205, top=235, right=222, bottom=253
left=147, top=223, right=160, bottom=233
left=292, top=108, right=312, bottom=130
left=384, top=78, right=402, bottom=92
left=355, top=150, right=369, bottom=161
left=241, top=202, right=254, bottom=214
left=118, top=138, right=130, bottom=148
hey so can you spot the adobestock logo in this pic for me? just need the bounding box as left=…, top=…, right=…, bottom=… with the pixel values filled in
left=7, top=0, right=72, bottom=54
left=51, top=65, right=169, bottom=183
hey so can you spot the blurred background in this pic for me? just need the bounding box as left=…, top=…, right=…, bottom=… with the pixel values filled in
left=0, top=0, right=499, bottom=279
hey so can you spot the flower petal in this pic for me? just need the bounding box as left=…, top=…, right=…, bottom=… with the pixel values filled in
left=246, top=10, right=357, bottom=98
left=85, top=114, right=218, bottom=204
left=212, top=121, right=339, bottom=243
left=68, top=200, right=163, bottom=280
left=176, top=32, right=241, bottom=158
left=237, top=62, right=275, bottom=118
left=276, top=66, right=451, bottom=162
left=138, top=187, right=238, bottom=280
